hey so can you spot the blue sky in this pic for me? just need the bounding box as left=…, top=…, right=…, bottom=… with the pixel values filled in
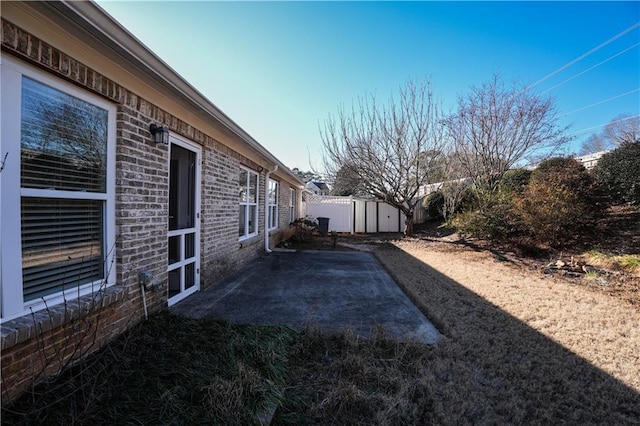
left=96, top=1, right=639, bottom=173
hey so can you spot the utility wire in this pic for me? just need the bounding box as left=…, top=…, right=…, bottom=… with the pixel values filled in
left=528, top=21, right=640, bottom=90
left=560, top=88, right=640, bottom=117
left=567, top=114, right=639, bottom=137
left=541, top=43, right=640, bottom=94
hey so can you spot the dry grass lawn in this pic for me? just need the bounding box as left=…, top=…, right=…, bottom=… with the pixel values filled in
left=387, top=238, right=640, bottom=391
left=278, top=231, right=639, bottom=424
left=374, top=237, right=639, bottom=423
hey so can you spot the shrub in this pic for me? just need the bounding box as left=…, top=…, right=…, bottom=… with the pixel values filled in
left=514, top=157, right=601, bottom=246
left=422, top=191, right=444, bottom=220
left=593, top=142, right=640, bottom=205
left=498, top=168, right=532, bottom=195
left=449, top=192, right=519, bottom=240
left=290, top=216, right=318, bottom=242
left=423, top=182, right=474, bottom=222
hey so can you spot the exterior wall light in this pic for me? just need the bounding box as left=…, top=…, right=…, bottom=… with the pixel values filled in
left=150, top=123, right=170, bottom=145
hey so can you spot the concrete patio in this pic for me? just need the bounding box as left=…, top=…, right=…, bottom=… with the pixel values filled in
left=172, top=250, right=440, bottom=345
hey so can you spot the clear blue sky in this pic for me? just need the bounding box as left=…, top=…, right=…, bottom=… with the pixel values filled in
left=96, top=1, right=639, bottom=173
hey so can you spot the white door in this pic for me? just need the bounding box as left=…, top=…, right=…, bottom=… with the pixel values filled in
left=167, top=137, right=201, bottom=306
left=378, top=203, right=400, bottom=232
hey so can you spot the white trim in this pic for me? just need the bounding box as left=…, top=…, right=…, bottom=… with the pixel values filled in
left=0, top=60, right=23, bottom=319
left=267, top=178, right=279, bottom=231
left=239, top=166, right=259, bottom=241
left=0, top=56, right=116, bottom=320
left=289, top=187, right=296, bottom=223
left=166, top=135, right=201, bottom=307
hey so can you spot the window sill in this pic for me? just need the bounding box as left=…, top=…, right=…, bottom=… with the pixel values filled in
left=1, top=285, right=126, bottom=352
left=239, top=233, right=259, bottom=243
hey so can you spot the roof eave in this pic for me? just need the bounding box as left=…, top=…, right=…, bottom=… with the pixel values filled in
left=35, top=0, right=303, bottom=186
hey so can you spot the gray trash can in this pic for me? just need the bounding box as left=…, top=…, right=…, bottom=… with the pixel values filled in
left=317, top=217, right=329, bottom=236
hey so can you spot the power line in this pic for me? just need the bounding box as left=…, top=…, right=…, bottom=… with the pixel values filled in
left=541, top=43, right=640, bottom=94
left=560, top=88, right=640, bottom=117
left=567, top=114, right=639, bottom=138
left=528, top=21, right=640, bottom=90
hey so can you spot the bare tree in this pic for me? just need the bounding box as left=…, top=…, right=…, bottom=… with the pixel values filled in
left=446, top=75, right=570, bottom=198
left=580, top=133, right=610, bottom=155
left=580, top=114, right=639, bottom=155
left=331, top=163, right=366, bottom=196
left=438, top=153, right=471, bottom=220
left=604, top=114, right=639, bottom=146
left=291, top=167, right=322, bottom=184
left=321, top=79, right=446, bottom=235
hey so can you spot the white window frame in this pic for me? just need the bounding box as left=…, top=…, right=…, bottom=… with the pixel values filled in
left=0, top=56, right=116, bottom=321
left=239, top=166, right=259, bottom=240
left=289, top=187, right=296, bottom=223
left=267, top=179, right=279, bottom=230
left=167, top=135, right=202, bottom=306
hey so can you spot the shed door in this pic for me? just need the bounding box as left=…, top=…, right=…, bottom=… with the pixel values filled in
left=167, top=138, right=200, bottom=306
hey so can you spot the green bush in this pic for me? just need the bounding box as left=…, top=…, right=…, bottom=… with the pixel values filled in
left=498, top=168, right=532, bottom=195
left=450, top=169, right=531, bottom=240
left=422, top=191, right=444, bottom=220
left=449, top=192, right=519, bottom=240
left=594, top=142, right=640, bottom=205
left=515, top=157, right=601, bottom=246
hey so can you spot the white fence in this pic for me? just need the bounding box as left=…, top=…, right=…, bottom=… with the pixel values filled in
left=304, top=195, right=418, bottom=234
left=305, top=196, right=354, bottom=232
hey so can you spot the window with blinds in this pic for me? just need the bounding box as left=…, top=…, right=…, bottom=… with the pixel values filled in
left=20, top=77, right=108, bottom=301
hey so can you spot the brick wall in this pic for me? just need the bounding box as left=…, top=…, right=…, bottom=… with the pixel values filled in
left=1, top=293, right=134, bottom=403
left=1, top=18, right=292, bottom=403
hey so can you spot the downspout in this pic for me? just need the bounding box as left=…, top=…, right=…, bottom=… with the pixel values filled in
left=264, top=164, right=278, bottom=253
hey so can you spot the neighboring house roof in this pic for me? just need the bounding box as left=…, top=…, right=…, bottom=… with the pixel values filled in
left=306, top=181, right=330, bottom=193
left=17, top=1, right=304, bottom=188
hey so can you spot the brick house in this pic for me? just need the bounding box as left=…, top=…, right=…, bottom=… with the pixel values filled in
left=0, top=0, right=304, bottom=402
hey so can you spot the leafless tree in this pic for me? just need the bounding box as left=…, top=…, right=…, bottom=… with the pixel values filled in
left=320, top=79, right=447, bottom=235
left=438, top=153, right=471, bottom=220
left=331, top=163, right=366, bottom=196
left=580, top=114, right=639, bottom=155
left=445, top=75, right=570, bottom=198
left=604, top=114, right=639, bottom=146
left=580, top=133, right=610, bottom=155
left=21, top=96, right=107, bottom=191
left=291, top=167, right=322, bottom=184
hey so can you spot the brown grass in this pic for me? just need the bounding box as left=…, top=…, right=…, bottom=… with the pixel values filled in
left=379, top=239, right=639, bottom=423
left=276, top=232, right=640, bottom=424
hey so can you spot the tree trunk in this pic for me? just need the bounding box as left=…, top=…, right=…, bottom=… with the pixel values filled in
left=404, top=211, right=414, bottom=237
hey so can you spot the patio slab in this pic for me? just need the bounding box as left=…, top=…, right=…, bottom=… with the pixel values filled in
left=171, top=250, right=440, bottom=345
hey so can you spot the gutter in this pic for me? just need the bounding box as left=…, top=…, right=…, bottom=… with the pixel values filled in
left=38, top=1, right=304, bottom=187
left=264, top=165, right=278, bottom=253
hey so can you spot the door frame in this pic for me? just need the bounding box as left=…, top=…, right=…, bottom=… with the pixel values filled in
left=167, top=135, right=201, bottom=306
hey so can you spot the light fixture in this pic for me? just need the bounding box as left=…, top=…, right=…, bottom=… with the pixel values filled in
left=149, top=123, right=169, bottom=145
